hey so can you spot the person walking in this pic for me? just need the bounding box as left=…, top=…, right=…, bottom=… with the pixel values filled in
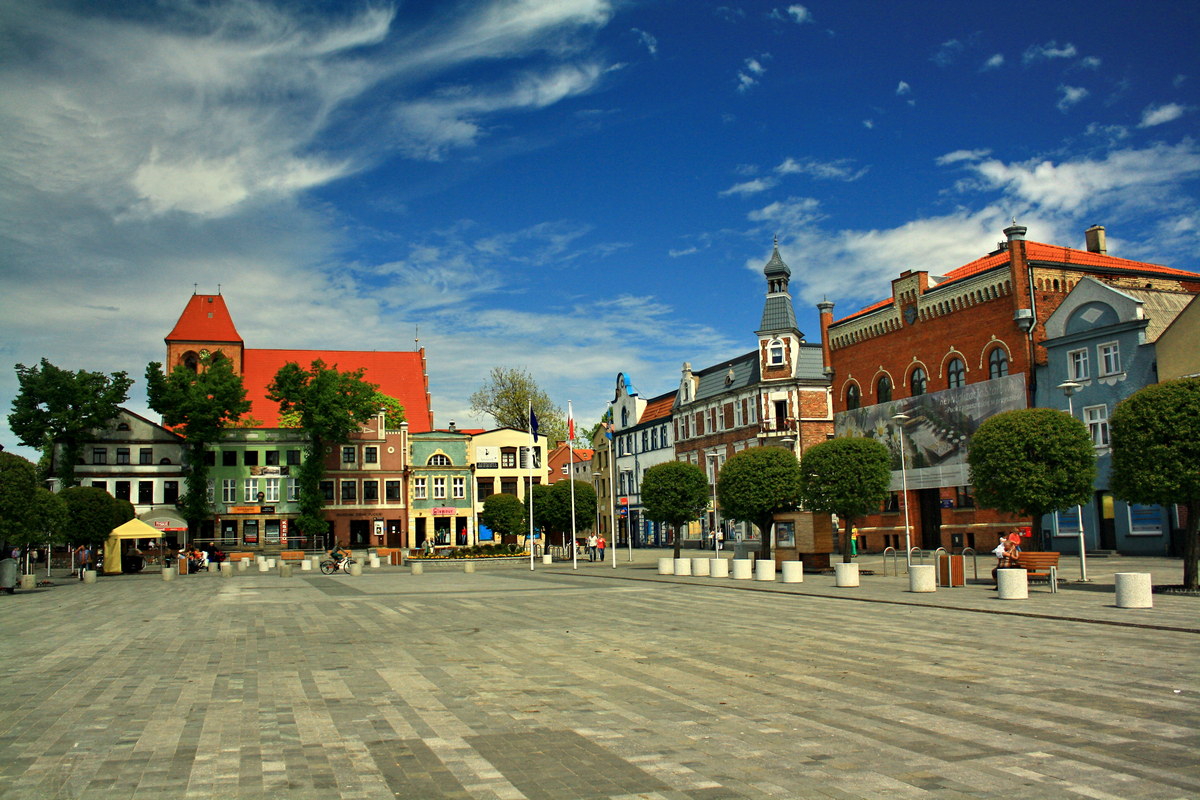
left=74, top=544, right=90, bottom=580
left=587, top=534, right=597, bottom=562
left=596, top=534, right=606, bottom=563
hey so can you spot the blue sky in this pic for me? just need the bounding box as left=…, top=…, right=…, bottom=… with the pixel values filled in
left=2, top=0, right=1199, bottom=458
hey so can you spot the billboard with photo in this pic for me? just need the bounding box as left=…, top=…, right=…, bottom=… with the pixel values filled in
left=834, top=373, right=1027, bottom=491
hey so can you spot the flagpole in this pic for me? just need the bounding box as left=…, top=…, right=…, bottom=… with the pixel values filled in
left=569, top=401, right=578, bottom=570
left=609, top=405, right=617, bottom=569
left=528, top=400, right=536, bottom=571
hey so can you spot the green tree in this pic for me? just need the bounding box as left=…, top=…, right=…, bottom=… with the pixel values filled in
left=717, top=447, right=804, bottom=561
left=642, top=461, right=710, bottom=559
left=267, top=360, right=382, bottom=543
left=553, top=479, right=597, bottom=543
left=0, top=452, right=39, bottom=551
left=481, top=493, right=527, bottom=541
left=967, top=408, right=1095, bottom=525
left=8, top=359, right=133, bottom=488
left=279, top=390, right=404, bottom=429
left=469, top=366, right=566, bottom=444
left=60, top=486, right=121, bottom=545
left=146, top=355, right=252, bottom=538
left=31, top=488, right=70, bottom=548
left=1110, top=378, right=1200, bottom=591
left=798, top=437, right=892, bottom=563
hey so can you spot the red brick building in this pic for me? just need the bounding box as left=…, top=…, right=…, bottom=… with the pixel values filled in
left=821, top=224, right=1200, bottom=554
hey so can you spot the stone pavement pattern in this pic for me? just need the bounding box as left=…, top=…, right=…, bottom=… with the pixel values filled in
left=0, top=553, right=1197, bottom=800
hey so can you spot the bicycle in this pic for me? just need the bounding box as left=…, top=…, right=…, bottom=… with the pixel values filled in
left=319, top=557, right=356, bottom=575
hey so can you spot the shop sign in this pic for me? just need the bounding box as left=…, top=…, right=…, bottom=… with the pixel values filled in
left=228, top=506, right=261, bottom=514
left=431, top=507, right=456, bottom=516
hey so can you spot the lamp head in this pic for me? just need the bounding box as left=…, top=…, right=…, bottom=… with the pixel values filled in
left=1057, top=380, right=1081, bottom=397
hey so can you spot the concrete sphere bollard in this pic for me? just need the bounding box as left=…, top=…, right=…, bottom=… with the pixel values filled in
left=673, top=557, right=693, bottom=576
left=755, top=560, right=776, bottom=581
left=1115, top=572, right=1153, bottom=608
left=83, top=569, right=97, bottom=584
left=162, top=566, right=174, bottom=582
left=710, top=558, right=730, bottom=578
left=410, top=562, right=424, bottom=575
left=731, top=559, right=753, bottom=580
left=464, top=562, right=476, bottom=574
left=909, top=564, right=936, bottom=592
left=658, top=557, right=675, bottom=574
left=278, top=563, right=293, bottom=578
left=691, top=557, right=711, bottom=577
left=257, top=560, right=269, bottom=573
left=997, top=568, right=1028, bottom=599
left=834, top=562, right=860, bottom=587
left=781, top=561, right=804, bottom=583
left=348, top=561, right=362, bottom=576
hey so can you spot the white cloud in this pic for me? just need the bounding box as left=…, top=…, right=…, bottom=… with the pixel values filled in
left=932, top=39, right=965, bottom=67
left=1139, top=102, right=1190, bottom=127
left=720, top=177, right=779, bottom=196
left=862, top=119, right=875, bottom=129
left=1077, top=56, right=1102, bottom=69
left=981, top=53, right=1004, bottom=71
left=1056, top=84, right=1089, bottom=112
left=776, top=157, right=868, bottom=182
left=632, top=27, right=657, bottom=55
left=736, top=55, right=769, bottom=92
left=669, top=246, right=699, bottom=257
left=935, top=149, right=991, bottom=165
left=784, top=5, right=813, bottom=24
left=896, top=81, right=911, bottom=96
left=1023, top=40, right=1077, bottom=64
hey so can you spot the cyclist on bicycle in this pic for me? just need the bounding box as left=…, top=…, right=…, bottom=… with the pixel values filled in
left=328, top=544, right=352, bottom=569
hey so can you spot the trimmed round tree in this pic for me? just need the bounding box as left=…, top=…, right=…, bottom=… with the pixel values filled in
left=641, top=461, right=710, bottom=559
left=716, top=446, right=804, bottom=560
left=480, top=492, right=527, bottom=546
left=967, top=408, right=1095, bottom=534
left=59, top=486, right=124, bottom=545
left=798, top=437, right=892, bottom=563
left=1110, top=378, right=1200, bottom=591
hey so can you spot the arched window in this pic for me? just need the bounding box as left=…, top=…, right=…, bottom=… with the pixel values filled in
left=947, top=358, right=966, bottom=389
left=846, top=384, right=861, bottom=410
left=621, top=407, right=629, bottom=427
left=768, top=338, right=785, bottom=366
left=988, top=348, right=1009, bottom=378
left=910, top=367, right=927, bottom=397
left=427, top=453, right=452, bottom=466
left=876, top=375, right=893, bottom=403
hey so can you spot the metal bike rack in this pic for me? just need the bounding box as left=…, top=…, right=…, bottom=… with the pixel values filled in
left=960, top=547, right=979, bottom=581
left=932, top=547, right=952, bottom=587
left=882, top=546, right=900, bottom=576
left=909, top=546, right=926, bottom=565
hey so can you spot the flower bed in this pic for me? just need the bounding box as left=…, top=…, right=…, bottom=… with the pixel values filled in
left=408, top=544, right=530, bottom=560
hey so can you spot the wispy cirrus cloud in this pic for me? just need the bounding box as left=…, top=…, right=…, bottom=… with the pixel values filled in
left=1139, top=102, right=1191, bottom=127
left=776, top=157, right=868, bottom=182
left=721, top=177, right=779, bottom=196
left=1056, top=84, right=1089, bottom=112
left=1023, top=40, right=1077, bottom=64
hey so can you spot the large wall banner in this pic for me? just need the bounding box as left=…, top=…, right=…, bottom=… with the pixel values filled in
left=834, top=373, right=1027, bottom=491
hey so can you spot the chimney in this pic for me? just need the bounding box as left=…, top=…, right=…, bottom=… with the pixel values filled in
left=448, top=420, right=457, bottom=432
left=817, top=299, right=835, bottom=377
left=1085, top=225, right=1107, bottom=255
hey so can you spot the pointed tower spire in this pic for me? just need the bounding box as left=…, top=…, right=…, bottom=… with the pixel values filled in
left=757, top=240, right=800, bottom=336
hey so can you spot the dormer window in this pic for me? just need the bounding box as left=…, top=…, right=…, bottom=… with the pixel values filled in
left=768, top=339, right=785, bottom=366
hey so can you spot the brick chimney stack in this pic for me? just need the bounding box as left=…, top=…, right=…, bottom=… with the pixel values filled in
left=1085, top=225, right=1107, bottom=255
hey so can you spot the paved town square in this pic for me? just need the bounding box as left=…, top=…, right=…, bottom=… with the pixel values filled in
left=1, top=551, right=1197, bottom=800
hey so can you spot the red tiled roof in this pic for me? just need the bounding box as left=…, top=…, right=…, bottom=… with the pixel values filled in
left=242, top=349, right=432, bottom=432
left=834, top=240, right=1196, bottom=325
left=639, top=392, right=675, bottom=423
left=165, top=295, right=242, bottom=343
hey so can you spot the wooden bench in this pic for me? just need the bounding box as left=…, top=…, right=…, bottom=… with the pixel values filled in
left=1015, top=552, right=1060, bottom=592
left=226, top=552, right=255, bottom=563
left=278, top=550, right=306, bottom=562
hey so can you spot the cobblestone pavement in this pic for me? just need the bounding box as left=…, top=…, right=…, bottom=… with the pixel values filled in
left=1, top=551, right=1196, bottom=799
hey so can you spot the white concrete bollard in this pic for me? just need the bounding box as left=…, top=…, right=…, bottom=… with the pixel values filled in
left=909, top=564, right=936, bottom=592
left=300, top=559, right=312, bottom=571
left=781, top=561, right=804, bottom=583
left=162, top=566, right=174, bottom=582
left=410, top=562, right=424, bottom=575
left=82, top=569, right=97, bottom=584
left=278, top=563, right=293, bottom=578
left=348, top=561, right=362, bottom=576
left=369, top=555, right=380, bottom=569
left=256, top=556, right=266, bottom=566
left=997, top=568, right=1028, bottom=599
left=221, top=562, right=234, bottom=578
left=237, top=559, right=249, bottom=571
left=691, top=557, right=711, bottom=577
left=674, top=558, right=693, bottom=576
left=310, top=556, right=322, bottom=571
left=257, top=560, right=270, bottom=573
left=755, top=560, right=776, bottom=581
left=834, top=562, right=860, bottom=587
left=267, top=558, right=276, bottom=569
left=20, top=574, right=36, bottom=591
left=542, top=554, right=552, bottom=565
left=464, top=562, right=476, bottom=573
left=731, top=559, right=753, bottom=580
left=1115, top=572, right=1153, bottom=608
left=658, top=557, right=675, bottom=575
left=710, top=558, right=730, bottom=578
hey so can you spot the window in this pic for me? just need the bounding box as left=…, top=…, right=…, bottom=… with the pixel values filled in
left=222, top=479, right=236, bottom=503
left=433, top=477, right=446, bottom=499
left=364, top=446, right=378, bottom=464
left=264, top=477, right=280, bottom=503
left=413, top=478, right=427, bottom=499
left=768, top=339, right=785, bottom=366
left=265, top=450, right=280, bottom=466
left=244, top=478, right=258, bottom=502
left=876, top=375, right=893, bottom=402
left=342, top=446, right=356, bottom=464
left=945, top=358, right=964, bottom=389
left=363, top=480, right=378, bottom=501
left=92, top=448, right=107, bottom=465
left=385, top=480, right=401, bottom=500
left=955, top=486, right=975, bottom=508
left=501, top=449, right=516, bottom=468
left=115, top=481, right=131, bottom=500
left=139, top=448, right=153, bottom=465
left=243, top=450, right=258, bottom=466
left=988, top=348, right=1009, bottom=378
left=137, top=481, right=153, bottom=504
left=910, top=367, right=927, bottom=397
left=116, top=448, right=130, bottom=465
left=204, top=451, right=216, bottom=466
left=222, top=451, right=237, bottom=467
left=561, top=465, right=568, bottom=475
left=163, top=482, right=180, bottom=503
left=846, top=384, right=861, bottom=410
left=477, top=478, right=494, bottom=499
left=1099, top=342, right=1120, bottom=376
left=320, top=481, right=334, bottom=501
left=341, top=481, right=357, bottom=502
left=206, top=480, right=214, bottom=503
left=1068, top=348, right=1089, bottom=381
left=92, top=480, right=107, bottom=492
left=453, top=477, right=465, bottom=499
left=1084, top=405, right=1109, bottom=447
left=286, top=450, right=301, bottom=465
left=287, top=478, right=298, bottom=502
left=428, top=453, right=451, bottom=466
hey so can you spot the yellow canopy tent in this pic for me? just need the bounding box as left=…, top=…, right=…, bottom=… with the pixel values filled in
left=103, top=518, right=162, bottom=575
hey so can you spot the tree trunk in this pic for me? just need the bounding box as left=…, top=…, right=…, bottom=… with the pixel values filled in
left=672, top=522, right=682, bottom=559
left=841, top=518, right=854, bottom=564
left=758, top=515, right=773, bottom=561
left=1184, top=498, right=1199, bottom=592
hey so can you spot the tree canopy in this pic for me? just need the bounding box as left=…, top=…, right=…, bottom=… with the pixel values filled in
left=0, top=452, right=39, bottom=548
left=717, top=446, right=804, bottom=560
left=1110, top=378, right=1200, bottom=590
left=469, top=366, right=566, bottom=444
left=60, top=486, right=122, bottom=545
left=641, top=461, right=710, bottom=559
left=481, top=493, right=526, bottom=540
left=8, top=359, right=132, bottom=488
left=967, top=408, right=1096, bottom=521
left=798, top=437, right=892, bottom=563
left=529, top=480, right=597, bottom=544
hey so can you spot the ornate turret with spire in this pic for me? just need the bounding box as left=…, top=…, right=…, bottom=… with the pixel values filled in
left=756, top=238, right=804, bottom=380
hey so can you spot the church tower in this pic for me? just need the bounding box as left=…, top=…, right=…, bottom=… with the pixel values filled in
left=755, top=238, right=804, bottom=381
left=164, top=293, right=245, bottom=375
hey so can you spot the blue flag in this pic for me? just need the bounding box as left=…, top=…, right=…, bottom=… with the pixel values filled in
left=529, top=407, right=539, bottom=441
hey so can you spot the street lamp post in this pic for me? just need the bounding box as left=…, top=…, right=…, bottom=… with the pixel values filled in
left=891, top=414, right=913, bottom=568
left=707, top=453, right=720, bottom=552
left=1057, top=380, right=1089, bottom=581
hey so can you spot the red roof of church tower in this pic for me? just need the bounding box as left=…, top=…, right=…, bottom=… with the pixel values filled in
left=165, top=294, right=242, bottom=343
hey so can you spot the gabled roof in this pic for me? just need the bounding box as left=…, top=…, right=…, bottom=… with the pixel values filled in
left=242, top=349, right=431, bottom=432
left=638, top=391, right=675, bottom=424
left=165, top=294, right=242, bottom=343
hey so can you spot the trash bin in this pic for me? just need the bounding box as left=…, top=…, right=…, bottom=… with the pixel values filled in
left=0, top=558, right=17, bottom=594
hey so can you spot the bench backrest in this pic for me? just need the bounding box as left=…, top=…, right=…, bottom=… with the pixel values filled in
left=1017, top=552, right=1060, bottom=569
